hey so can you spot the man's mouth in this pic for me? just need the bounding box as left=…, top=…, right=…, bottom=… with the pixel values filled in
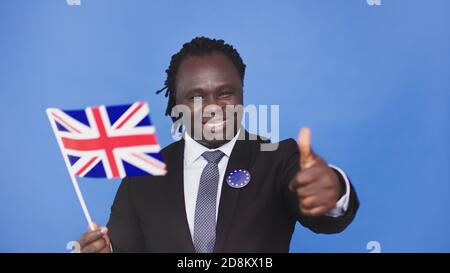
left=203, top=118, right=226, bottom=132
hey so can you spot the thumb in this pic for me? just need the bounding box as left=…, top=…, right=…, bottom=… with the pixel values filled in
left=100, top=226, right=109, bottom=235
left=298, top=127, right=316, bottom=169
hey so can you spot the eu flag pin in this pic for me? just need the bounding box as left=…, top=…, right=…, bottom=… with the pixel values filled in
left=226, top=169, right=251, bottom=189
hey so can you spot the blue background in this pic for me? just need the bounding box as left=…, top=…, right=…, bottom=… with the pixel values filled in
left=1, top=0, right=449, bottom=252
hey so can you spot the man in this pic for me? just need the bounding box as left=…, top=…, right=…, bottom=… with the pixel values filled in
left=78, top=37, right=359, bottom=253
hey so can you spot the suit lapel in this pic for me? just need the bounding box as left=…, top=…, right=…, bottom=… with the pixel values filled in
left=164, top=140, right=196, bottom=252
left=214, top=131, right=257, bottom=252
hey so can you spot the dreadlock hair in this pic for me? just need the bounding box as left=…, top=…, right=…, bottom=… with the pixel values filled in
left=156, top=36, right=246, bottom=122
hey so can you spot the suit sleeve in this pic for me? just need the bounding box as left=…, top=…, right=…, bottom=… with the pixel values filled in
left=107, top=178, right=146, bottom=252
left=280, top=139, right=360, bottom=234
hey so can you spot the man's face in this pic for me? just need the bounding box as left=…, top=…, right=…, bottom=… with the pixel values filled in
left=175, top=52, right=243, bottom=148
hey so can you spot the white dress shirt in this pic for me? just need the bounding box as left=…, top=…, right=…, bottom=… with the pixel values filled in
left=183, top=131, right=352, bottom=238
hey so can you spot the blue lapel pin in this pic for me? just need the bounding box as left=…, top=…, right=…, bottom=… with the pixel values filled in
left=226, top=169, right=251, bottom=189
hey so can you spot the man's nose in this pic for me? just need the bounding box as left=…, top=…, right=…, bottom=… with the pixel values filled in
left=203, top=104, right=222, bottom=118
left=201, top=97, right=223, bottom=119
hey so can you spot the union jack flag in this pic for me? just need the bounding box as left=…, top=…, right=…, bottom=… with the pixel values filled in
left=46, top=102, right=167, bottom=179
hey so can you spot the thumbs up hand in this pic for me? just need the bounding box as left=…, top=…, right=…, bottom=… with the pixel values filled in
left=289, top=128, right=343, bottom=217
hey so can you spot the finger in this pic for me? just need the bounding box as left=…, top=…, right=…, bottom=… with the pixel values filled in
left=289, top=166, right=324, bottom=191
left=300, top=194, right=337, bottom=216
left=101, top=228, right=111, bottom=248
left=103, top=236, right=110, bottom=246
left=298, top=195, right=323, bottom=210
left=298, top=127, right=311, bottom=166
left=297, top=165, right=325, bottom=185
left=81, top=227, right=109, bottom=253
left=289, top=173, right=313, bottom=192
left=298, top=127, right=315, bottom=169
left=300, top=205, right=330, bottom=217
left=296, top=183, right=320, bottom=199
left=81, top=237, right=107, bottom=253
left=100, top=226, right=108, bottom=236
left=78, top=229, right=104, bottom=247
left=100, top=227, right=110, bottom=248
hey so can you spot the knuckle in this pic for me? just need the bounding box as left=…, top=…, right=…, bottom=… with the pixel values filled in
left=86, top=240, right=106, bottom=253
left=301, top=196, right=315, bottom=208
left=94, top=238, right=106, bottom=248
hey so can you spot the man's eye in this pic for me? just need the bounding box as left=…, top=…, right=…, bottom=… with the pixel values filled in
left=219, top=91, right=233, bottom=97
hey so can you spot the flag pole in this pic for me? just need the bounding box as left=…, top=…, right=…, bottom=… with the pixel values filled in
left=46, top=109, right=96, bottom=231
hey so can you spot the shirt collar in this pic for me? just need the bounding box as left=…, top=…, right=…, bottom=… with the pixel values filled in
left=183, top=130, right=241, bottom=165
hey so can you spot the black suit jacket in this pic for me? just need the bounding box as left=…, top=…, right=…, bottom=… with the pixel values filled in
left=107, top=132, right=359, bottom=252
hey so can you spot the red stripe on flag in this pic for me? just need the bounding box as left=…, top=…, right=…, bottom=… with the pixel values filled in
left=61, top=134, right=157, bottom=151
left=115, top=102, right=145, bottom=129
left=91, top=107, right=120, bottom=178
left=52, top=112, right=82, bottom=133
left=131, top=153, right=166, bottom=171
left=75, top=156, right=98, bottom=176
